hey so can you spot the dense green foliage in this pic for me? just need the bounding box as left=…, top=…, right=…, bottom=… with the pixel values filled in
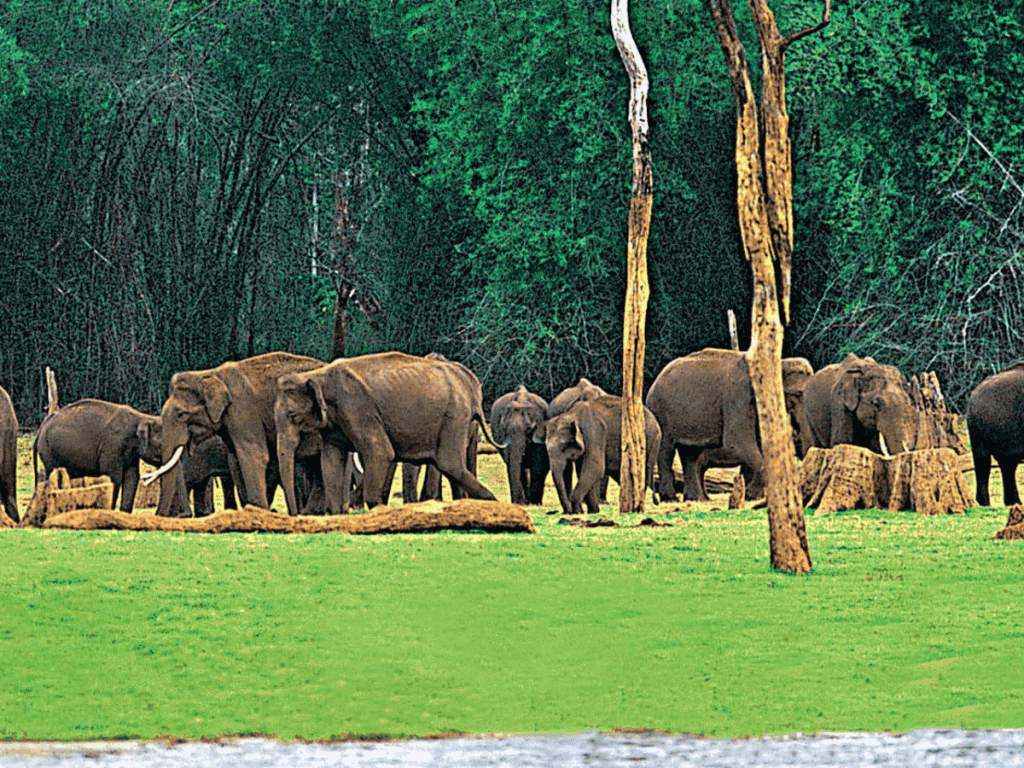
left=1, top=0, right=1021, bottom=422
left=1, top=500, right=1022, bottom=739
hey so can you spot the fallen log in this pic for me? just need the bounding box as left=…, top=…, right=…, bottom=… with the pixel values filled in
left=40, top=499, right=536, bottom=535
left=800, top=445, right=976, bottom=516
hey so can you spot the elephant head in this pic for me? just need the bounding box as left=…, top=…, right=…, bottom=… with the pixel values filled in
left=154, top=372, right=231, bottom=517
left=782, top=357, right=815, bottom=458
left=275, top=371, right=332, bottom=517
left=835, top=361, right=918, bottom=455
left=491, top=385, right=548, bottom=505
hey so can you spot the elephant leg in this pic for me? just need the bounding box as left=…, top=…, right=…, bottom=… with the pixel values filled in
left=401, top=463, right=419, bottom=502
left=433, top=431, right=495, bottom=501
left=656, top=440, right=679, bottom=503
left=353, top=431, right=396, bottom=509
left=598, top=475, right=609, bottom=504
left=318, top=443, right=346, bottom=515
left=681, top=449, right=708, bottom=502
left=234, top=441, right=271, bottom=509
left=573, top=454, right=605, bottom=516
left=190, top=477, right=212, bottom=516
left=118, top=464, right=141, bottom=513
left=972, top=446, right=992, bottom=507
left=423, top=465, right=444, bottom=501
left=526, top=447, right=549, bottom=505
left=549, top=456, right=573, bottom=516
left=998, top=457, right=1022, bottom=506
left=221, top=475, right=238, bottom=510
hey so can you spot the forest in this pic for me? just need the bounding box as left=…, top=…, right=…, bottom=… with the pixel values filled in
left=1, top=0, right=1021, bottom=426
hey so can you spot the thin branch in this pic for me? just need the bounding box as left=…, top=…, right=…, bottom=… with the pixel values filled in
left=782, top=0, right=831, bottom=50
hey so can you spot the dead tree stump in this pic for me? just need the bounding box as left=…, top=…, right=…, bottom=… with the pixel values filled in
left=909, top=371, right=968, bottom=455
left=994, top=505, right=1024, bottom=539
left=22, top=469, right=115, bottom=527
left=800, top=445, right=975, bottom=516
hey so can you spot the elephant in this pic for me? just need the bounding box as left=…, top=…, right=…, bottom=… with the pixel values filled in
left=803, top=353, right=918, bottom=456
left=275, top=351, right=499, bottom=514
left=548, top=378, right=611, bottom=502
left=149, top=351, right=327, bottom=517
left=966, top=362, right=1024, bottom=506
left=647, top=349, right=768, bottom=502
left=490, top=385, right=550, bottom=505
left=34, top=398, right=189, bottom=514
left=399, top=353, right=480, bottom=504
left=536, top=394, right=661, bottom=516
left=0, top=386, right=18, bottom=522
left=143, top=428, right=238, bottom=516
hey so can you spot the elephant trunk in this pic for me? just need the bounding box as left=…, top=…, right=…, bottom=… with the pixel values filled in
left=505, top=434, right=527, bottom=505
left=156, top=419, right=190, bottom=517
left=276, top=422, right=302, bottom=517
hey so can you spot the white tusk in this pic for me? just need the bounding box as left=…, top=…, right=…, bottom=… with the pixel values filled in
left=353, top=452, right=364, bottom=474
left=142, top=445, right=185, bottom=485
left=878, top=432, right=891, bottom=458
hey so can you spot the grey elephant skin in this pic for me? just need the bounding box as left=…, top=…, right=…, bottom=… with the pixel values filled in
left=33, top=399, right=184, bottom=513
left=400, top=353, right=480, bottom=504
left=647, top=348, right=793, bottom=502
left=548, top=378, right=610, bottom=502
left=683, top=356, right=816, bottom=498
left=967, top=362, right=1024, bottom=506
left=538, top=394, right=661, bottom=516
left=275, top=351, right=498, bottom=514
left=803, top=353, right=917, bottom=455
left=491, top=385, right=550, bottom=505
left=155, top=352, right=326, bottom=517
left=0, top=386, right=18, bottom=522
left=146, top=427, right=237, bottom=516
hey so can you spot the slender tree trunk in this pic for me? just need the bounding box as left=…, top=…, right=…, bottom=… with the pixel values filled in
left=612, top=0, right=652, bottom=516
left=708, top=0, right=829, bottom=573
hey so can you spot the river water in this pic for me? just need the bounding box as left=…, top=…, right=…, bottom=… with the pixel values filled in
left=2, top=729, right=1023, bottom=767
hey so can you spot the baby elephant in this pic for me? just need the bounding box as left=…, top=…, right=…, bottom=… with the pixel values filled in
left=536, top=394, right=661, bottom=516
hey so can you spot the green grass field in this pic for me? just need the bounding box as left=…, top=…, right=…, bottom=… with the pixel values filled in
left=2, top=436, right=1023, bottom=741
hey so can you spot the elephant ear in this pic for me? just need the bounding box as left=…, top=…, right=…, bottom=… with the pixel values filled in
left=839, top=369, right=863, bottom=412
left=201, top=375, right=231, bottom=426
left=306, top=377, right=331, bottom=428
left=532, top=420, right=547, bottom=444
left=563, top=419, right=586, bottom=459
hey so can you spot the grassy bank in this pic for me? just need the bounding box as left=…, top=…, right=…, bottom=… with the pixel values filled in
left=1, top=440, right=1021, bottom=740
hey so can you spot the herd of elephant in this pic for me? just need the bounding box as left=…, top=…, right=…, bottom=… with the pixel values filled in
left=0, top=347, right=1022, bottom=525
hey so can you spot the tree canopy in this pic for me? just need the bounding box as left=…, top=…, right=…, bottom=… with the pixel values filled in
left=1, top=0, right=1021, bottom=424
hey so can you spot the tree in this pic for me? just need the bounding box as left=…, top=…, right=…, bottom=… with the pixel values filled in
left=707, top=0, right=830, bottom=573
left=612, top=0, right=652, bottom=516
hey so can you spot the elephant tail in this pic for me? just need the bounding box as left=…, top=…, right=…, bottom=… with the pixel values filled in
left=476, top=411, right=508, bottom=452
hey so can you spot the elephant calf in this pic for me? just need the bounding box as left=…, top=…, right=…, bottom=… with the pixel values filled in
left=491, top=385, right=550, bottom=505
left=35, top=399, right=170, bottom=513
left=537, top=394, right=661, bottom=516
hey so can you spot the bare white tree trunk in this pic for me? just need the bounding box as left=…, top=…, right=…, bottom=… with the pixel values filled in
left=612, top=0, right=652, bottom=516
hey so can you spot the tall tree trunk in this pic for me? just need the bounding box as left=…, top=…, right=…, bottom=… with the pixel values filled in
left=708, top=0, right=829, bottom=574
left=612, top=0, right=652, bottom=516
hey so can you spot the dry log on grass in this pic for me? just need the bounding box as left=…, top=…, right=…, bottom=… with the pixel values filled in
left=800, top=445, right=976, bottom=516
left=38, top=499, right=536, bottom=535
left=21, top=469, right=114, bottom=528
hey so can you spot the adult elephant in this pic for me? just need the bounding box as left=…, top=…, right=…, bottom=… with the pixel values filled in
left=149, top=352, right=326, bottom=517
left=275, top=352, right=500, bottom=514
left=144, top=428, right=237, bottom=516
left=491, top=385, right=550, bottom=505
left=646, top=349, right=769, bottom=502
left=682, top=356, right=815, bottom=498
left=0, top=386, right=18, bottom=522
left=34, top=399, right=188, bottom=514
left=966, top=362, right=1024, bottom=506
left=803, top=353, right=917, bottom=456
left=400, top=353, right=480, bottom=504
left=537, top=394, right=661, bottom=516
